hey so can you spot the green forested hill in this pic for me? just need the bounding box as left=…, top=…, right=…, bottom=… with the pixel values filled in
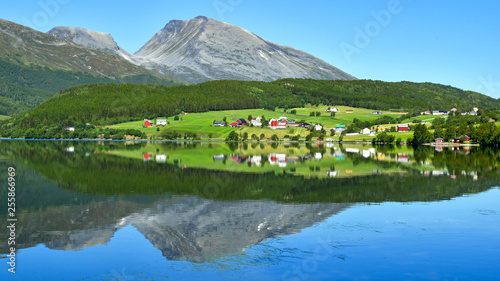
left=4, top=79, right=499, bottom=129
left=0, top=58, right=184, bottom=116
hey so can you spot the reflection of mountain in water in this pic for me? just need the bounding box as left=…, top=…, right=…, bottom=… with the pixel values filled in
left=126, top=197, right=350, bottom=262
left=2, top=188, right=349, bottom=262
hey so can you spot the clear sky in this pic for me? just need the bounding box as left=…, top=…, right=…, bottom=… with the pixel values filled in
left=1, top=0, right=499, bottom=98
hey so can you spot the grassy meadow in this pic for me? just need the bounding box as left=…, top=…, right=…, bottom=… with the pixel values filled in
left=107, top=105, right=437, bottom=141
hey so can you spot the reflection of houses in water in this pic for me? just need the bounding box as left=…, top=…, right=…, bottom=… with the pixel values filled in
left=345, top=148, right=360, bottom=154
left=435, top=146, right=444, bottom=152
left=66, top=147, right=75, bottom=153
left=213, top=154, right=225, bottom=161
left=423, top=169, right=478, bottom=181
left=326, top=171, right=338, bottom=177
left=230, top=154, right=247, bottom=164
left=397, top=154, right=409, bottom=163
left=315, top=153, right=323, bottom=160
left=334, top=151, right=346, bottom=160
left=362, top=148, right=376, bottom=158
left=251, top=155, right=262, bottom=166
left=269, top=153, right=287, bottom=166
left=156, top=155, right=167, bottom=163
left=143, top=153, right=153, bottom=162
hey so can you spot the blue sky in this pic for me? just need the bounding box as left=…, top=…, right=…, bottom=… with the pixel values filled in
left=1, top=0, right=499, bottom=98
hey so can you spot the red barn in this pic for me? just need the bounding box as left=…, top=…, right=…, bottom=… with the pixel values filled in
left=398, top=124, right=409, bottom=132
left=144, top=120, right=152, bottom=127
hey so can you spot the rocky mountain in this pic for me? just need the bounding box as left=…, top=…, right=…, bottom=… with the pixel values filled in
left=134, top=16, right=356, bottom=83
left=46, top=16, right=356, bottom=84
left=0, top=18, right=178, bottom=82
left=0, top=18, right=183, bottom=116
left=47, top=26, right=138, bottom=64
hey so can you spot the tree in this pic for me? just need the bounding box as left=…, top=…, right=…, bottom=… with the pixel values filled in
left=309, top=112, right=315, bottom=116
left=433, top=126, right=444, bottom=139
left=248, top=115, right=253, bottom=122
left=226, top=131, right=239, bottom=141
left=271, top=134, right=279, bottom=141
left=259, top=133, right=265, bottom=140
left=242, top=132, right=248, bottom=141
left=315, top=111, right=321, bottom=117
left=411, top=124, right=433, bottom=145
left=331, top=112, right=335, bottom=118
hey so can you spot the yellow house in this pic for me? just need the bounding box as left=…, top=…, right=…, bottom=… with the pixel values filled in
left=377, top=126, right=386, bottom=132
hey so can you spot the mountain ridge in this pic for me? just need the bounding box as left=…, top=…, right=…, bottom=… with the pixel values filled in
left=44, top=16, right=356, bottom=84
left=134, top=16, right=356, bottom=83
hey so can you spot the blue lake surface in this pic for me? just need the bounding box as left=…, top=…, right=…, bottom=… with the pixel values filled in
left=0, top=141, right=499, bottom=280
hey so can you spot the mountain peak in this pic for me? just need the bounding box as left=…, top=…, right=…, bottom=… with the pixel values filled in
left=135, top=16, right=356, bottom=83
left=47, top=26, right=119, bottom=52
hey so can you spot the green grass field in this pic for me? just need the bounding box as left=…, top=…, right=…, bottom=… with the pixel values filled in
left=107, top=106, right=424, bottom=140
left=0, top=115, right=10, bottom=121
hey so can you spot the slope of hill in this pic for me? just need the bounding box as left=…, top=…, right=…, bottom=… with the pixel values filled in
left=6, top=79, right=499, bottom=131
left=134, top=16, right=356, bottom=83
left=0, top=18, right=185, bottom=116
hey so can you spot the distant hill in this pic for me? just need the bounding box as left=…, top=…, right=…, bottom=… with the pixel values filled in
left=0, top=18, right=185, bottom=116
left=7, top=79, right=499, bottom=130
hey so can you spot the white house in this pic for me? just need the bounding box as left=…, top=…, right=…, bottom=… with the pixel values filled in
left=327, top=107, right=339, bottom=113
left=251, top=116, right=262, bottom=127
left=156, top=154, right=167, bottom=163
left=315, top=124, right=323, bottom=131
left=362, top=128, right=371, bottom=135
left=157, top=119, right=167, bottom=126
left=213, top=120, right=225, bottom=127
left=66, top=127, right=75, bottom=132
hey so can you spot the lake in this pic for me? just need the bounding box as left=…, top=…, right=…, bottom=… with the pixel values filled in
left=0, top=140, right=499, bottom=280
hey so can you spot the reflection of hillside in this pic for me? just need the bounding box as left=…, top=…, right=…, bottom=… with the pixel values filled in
left=0, top=175, right=350, bottom=262
left=2, top=140, right=497, bottom=203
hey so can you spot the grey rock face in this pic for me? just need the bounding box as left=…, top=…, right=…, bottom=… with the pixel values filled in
left=135, top=16, right=356, bottom=83
left=47, top=26, right=138, bottom=64
left=46, top=17, right=355, bottom=84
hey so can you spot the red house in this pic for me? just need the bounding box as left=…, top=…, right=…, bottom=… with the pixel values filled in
left=398, top=124, right=409, bottom=132
left=230, top=121, right=240, bottom=127
left=144, top=120, right=152, bottom=127
left=435, top=138, right=444, bottom=143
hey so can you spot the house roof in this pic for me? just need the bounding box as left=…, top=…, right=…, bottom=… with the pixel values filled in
left=398, top=124, right=409, bottom=127
left=336, top=125, right=346, bottom=128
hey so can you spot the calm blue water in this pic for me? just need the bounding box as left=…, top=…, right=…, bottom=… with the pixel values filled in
left=2, top=189, right=499, bottom=281
left=1, top=141, right=499, bottom=280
